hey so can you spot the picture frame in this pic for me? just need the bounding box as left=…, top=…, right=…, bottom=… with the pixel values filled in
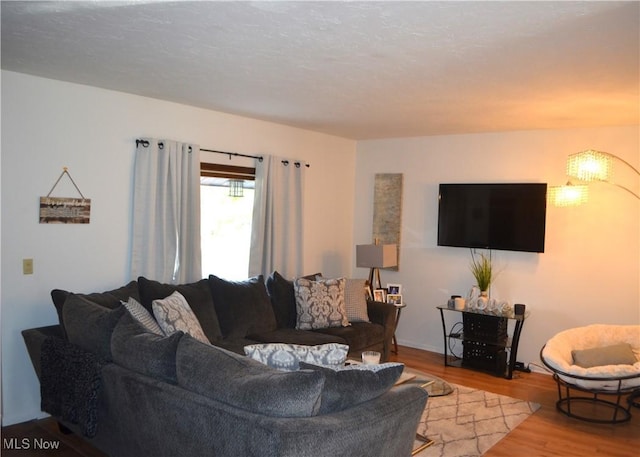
left=365, top=285, right=373, bottom=301
left=387, top=293, right=403, bottom=306
left=373, top=288, right=387, bottom=302
left=387, top=283, right=402, bottom=295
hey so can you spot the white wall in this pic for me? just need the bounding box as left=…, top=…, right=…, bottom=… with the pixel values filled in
left=0, top=71, right=357, bottom=425
left=354, top=127, right=640, bottom=370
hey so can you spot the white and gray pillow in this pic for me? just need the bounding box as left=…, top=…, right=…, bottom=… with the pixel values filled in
left=122, top=296, right=164, bottom=335
left=344, top=278, right=370, bottom=323
left=294, top=277, right=350, bottom=330
left=244, top=342, right=349, bottom=371
left=152, top=291, right=210, bottom=344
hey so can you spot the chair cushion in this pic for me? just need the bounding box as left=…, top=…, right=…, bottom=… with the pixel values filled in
left=294, top=277, right=349, bottom=330
left=243, top=342, right=349, bottom=371
left=176, top=335, right=324, bottom=417
left=62, top=294, right=125, bottom=361
left=137, top=277, right=222, bottom=343
left=208, top=275, right=277, bottom=338
left=299, top=361, right=404, bottom=414
left=111, top=312, right=184, bottom=383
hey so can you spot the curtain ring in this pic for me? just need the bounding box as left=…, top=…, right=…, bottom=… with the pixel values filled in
left=294, top=162, right=301, bottom=168
left=188, top=146, right=192, bottom=153
left=282, top=160, right=289, bottom=166
left=158, top=141, right=164, bottom=150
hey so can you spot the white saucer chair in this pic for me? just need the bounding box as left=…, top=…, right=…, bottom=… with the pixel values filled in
left=540, top=324, right=640, bottom=423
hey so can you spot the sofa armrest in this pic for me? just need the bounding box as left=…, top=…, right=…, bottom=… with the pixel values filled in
left=22, top=325, right=64, bottom=381
left=367, top=300, right=397, bottom=361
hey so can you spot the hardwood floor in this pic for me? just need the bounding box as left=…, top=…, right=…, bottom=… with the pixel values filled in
left=391, top=346, right=640, bottom=457
left=2, top=345, right=638, bottom=456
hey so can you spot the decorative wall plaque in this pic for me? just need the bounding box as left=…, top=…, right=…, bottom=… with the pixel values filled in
left=39, top=168, right=91, bottom=224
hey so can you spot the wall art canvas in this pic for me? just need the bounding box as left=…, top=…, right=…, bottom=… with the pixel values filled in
left=373, top=173, right=403, bottom=270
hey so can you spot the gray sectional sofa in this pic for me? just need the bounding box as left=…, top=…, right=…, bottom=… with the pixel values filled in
left=22, top=272, right=427, bottom=457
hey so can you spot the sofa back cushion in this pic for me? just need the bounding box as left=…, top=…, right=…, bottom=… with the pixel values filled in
left=137, top=277, right=222, bottom=344
left=111, top=312, right=183, bottom=383
left=63, top=294, right=125, bottom=361
left=208, top=275, right=277, bottom=338
left=299, top=361, right=404, bottom=414
left=176, top=335, right=324, bottom=417
left=266, top=271, right=322, bottom=329
left=51, top=280, right=139, bottom=339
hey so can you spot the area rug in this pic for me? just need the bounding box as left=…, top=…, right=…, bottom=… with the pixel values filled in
left=413, top=383, right=540, bottom=456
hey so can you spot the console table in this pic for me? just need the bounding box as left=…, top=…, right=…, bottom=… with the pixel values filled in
left=437, top=306, right=527, bottom=379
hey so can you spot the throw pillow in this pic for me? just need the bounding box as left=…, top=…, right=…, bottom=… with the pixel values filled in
left=111, top=312, right=184, bottom=383
left=122, top=296, right=164, bottom=336
left=62, top=294, right=126, bottom=361
left=344, top=278, right=370, bottom=323
left=152, top=291, right=210, bottom=344
left=51, top=280, right=139, bottom=339
left=207, top=274, right=277, bottom=338
left=176, top=334, right=324, bottom=417
left=299, top=361, right=405, bottom=414
left=244, top=342, right=349, bottom=371
left=137, top=277, right=222, bottom=343
left=294, top=277, right=350, bottom=330
left=572, top=343, right=637, bottom=368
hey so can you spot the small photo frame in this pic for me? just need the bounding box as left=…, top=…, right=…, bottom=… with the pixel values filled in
left=373, top=288, right=387, bottom=302
left=387, top=283, right=402, bottom=295
left=364, top=286, right=373, bottom=301
left=387, top=294, right=403, bottom=306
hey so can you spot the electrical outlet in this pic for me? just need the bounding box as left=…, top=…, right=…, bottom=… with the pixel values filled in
left=23, top=258, right=33, bottom=275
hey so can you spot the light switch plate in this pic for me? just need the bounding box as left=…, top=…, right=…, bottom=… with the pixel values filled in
left=23, top=258, right=33, bottom=275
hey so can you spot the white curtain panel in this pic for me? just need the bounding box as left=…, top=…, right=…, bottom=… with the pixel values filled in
left=249, top=155, right=306, bottom=278
left=131, top=139, right=202, bottom=283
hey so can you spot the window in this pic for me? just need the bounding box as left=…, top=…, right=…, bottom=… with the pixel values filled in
left=200, top=163, right=255, bottom=280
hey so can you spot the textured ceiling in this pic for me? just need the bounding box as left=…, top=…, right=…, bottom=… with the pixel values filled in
left=2, top=1, right=639, bottom=140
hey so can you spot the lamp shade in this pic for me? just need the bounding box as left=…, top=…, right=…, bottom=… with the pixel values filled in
left=567, top=149, right=613, bottom=182
left=548, top=182, right=588, bottom=207
left=356, top=244, right=397, bottom=268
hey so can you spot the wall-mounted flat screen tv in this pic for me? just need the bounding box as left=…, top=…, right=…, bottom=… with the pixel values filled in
left=437, top=183, right=547, bottom=253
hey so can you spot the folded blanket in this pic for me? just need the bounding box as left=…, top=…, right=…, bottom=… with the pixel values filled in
left=40, top=337, right=105, bottom=437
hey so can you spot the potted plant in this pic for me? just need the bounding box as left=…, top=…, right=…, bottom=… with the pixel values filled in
left=470, top=252, right=492, bottom=297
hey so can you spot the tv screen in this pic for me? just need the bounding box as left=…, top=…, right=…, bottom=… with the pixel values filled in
left=437, top=183, right=547, bottom=253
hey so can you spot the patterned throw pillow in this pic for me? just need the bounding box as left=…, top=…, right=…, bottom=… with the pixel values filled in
left=244, top=343, right=349, bottom=371
left=152, top=291, right=210, bottom=344
left=344, top=278, right=370, bottom=323
left=122, top=297, right=164, bottom=335
left=294, top=277, right=350, bottom=330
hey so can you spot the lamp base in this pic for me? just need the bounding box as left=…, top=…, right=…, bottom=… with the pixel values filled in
left=368, top=268, right=383, bottom=294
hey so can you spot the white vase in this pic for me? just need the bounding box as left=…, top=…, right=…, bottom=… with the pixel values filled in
left=476, top=290, right=489, bottom=310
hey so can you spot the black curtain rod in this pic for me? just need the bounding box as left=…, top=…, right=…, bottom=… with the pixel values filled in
left=201, top=148, right=263, bottom=162
left=136, top=139, right=309, bottom=167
